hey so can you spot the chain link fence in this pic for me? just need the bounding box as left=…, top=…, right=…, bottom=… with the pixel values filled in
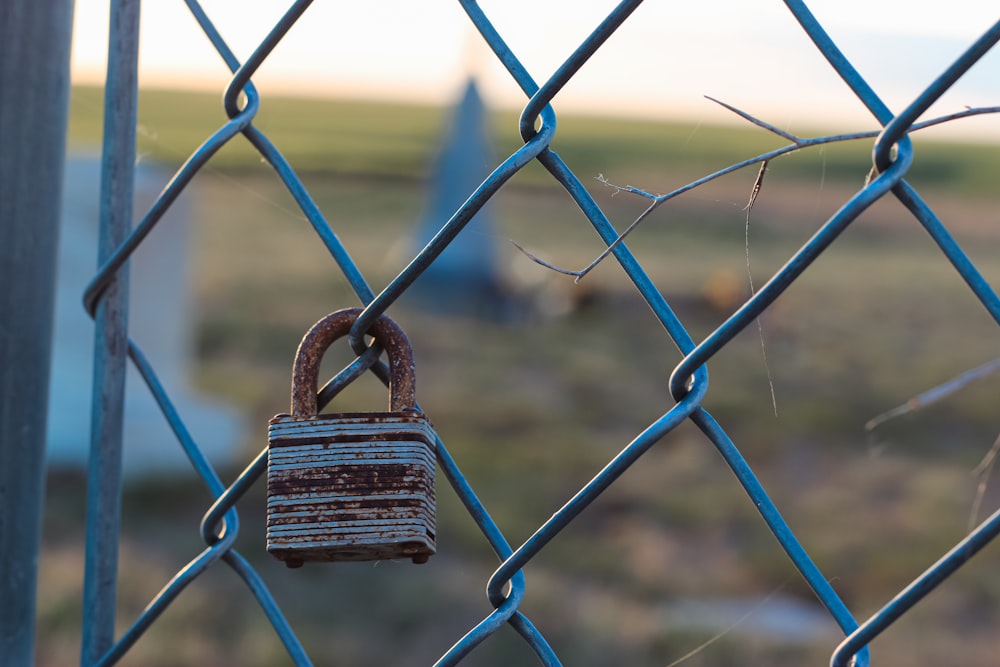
left=69, top=1, right=1000, bottom=665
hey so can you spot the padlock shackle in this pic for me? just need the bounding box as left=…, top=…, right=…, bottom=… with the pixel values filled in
left=290, top=307, right=417, bottom=417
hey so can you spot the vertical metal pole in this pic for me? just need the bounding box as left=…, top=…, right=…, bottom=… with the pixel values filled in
left=0, top=2, right=76, bottom=666
left=80, top=1, right=140, bottom=664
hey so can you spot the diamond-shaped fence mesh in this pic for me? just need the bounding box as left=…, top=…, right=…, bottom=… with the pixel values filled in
left=55, top=1, right=1000, bottom=665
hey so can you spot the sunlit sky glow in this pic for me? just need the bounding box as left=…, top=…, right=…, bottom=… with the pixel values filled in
left=71, top=2, right=1000, bottom=137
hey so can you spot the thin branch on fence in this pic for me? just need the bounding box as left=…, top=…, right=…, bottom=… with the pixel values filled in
left=970, top=431, right=1000, bottom=533
left=864, top=357, right=1000, bottom=431
left=662, top=577, right=792, bottom=667
left=596, top=174, right=660, bottom=201
left=706, top=96, right=801, bottom=143
left=864, top=357, right=1000, bottom=532
left=512, top=102, right=1000, bottom=281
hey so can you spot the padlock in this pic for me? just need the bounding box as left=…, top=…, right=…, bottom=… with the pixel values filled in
left=266, top=307, right=436, bottom=567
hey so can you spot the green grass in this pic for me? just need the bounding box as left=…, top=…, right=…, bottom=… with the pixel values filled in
left=69, top=85, right=1000, bottom=197
left=43, top=85, right=1000, bottom=667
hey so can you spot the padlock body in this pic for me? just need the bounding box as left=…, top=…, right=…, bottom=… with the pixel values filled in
left=267, top=412, right=436, bottom=565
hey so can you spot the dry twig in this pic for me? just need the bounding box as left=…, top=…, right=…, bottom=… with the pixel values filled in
left=970, top=432, right=1000, bottom=533
left=743, top=160, right=778, bottom=416
left=865, top=357, right=1000, bottom=431
left=512, top=101, right=1000, bottom=280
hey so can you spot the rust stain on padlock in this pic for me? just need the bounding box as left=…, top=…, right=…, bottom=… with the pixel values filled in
left=267, top=308, right=436, bottom=568
left=268, top=459, right=435, bottom=499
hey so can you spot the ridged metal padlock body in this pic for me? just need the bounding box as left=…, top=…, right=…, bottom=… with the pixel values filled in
left=267, top=308, right=436, bottom=567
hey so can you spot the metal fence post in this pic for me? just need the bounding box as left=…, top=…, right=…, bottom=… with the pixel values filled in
left=80, top=1, right=141, bottom=664
left=0, top=1, right=76, bottom=665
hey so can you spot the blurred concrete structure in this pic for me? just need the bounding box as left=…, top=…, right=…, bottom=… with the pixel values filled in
left=48, top=155, right=242, bottom=477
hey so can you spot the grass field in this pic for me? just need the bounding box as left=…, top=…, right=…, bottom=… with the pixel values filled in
left=41, top=86, right=1000, bottom=666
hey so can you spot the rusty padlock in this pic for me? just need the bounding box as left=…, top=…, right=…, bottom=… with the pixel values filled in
left=266, top=307, right=436, bottom=567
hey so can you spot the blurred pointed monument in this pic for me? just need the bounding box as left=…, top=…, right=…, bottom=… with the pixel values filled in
left=406, top=78, right=512, bottom=318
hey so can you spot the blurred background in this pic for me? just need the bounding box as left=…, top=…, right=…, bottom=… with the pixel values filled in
left=36, top=2, right=1000, bottom=665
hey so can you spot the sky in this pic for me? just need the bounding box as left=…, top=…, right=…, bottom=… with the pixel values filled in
left=70, top=1, right=1000, bottom=137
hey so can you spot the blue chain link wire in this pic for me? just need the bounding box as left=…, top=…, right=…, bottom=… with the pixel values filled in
left=79, top=1, right=1000, bottom=665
